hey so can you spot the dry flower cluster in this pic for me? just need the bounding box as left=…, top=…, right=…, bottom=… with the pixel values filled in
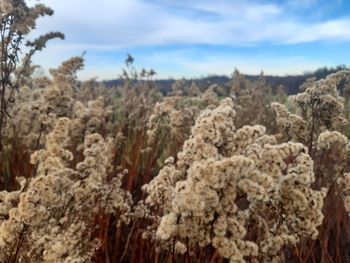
left=145, top=86, right=220, bottom=161
left=0, top=112, right=132, bottom=262
left=230, top=70, right=276, bottom=128
left=142, top=99, right=324, bottom=263
left=2, top=55, right=350, bottom=262
left=1, top=2, right=350, bottom=261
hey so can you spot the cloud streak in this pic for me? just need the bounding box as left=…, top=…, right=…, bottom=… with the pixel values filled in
left=34, top=0, right=350, bottom=48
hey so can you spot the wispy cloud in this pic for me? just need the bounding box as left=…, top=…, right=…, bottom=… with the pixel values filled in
left=34, top=0, right=350, bottom=47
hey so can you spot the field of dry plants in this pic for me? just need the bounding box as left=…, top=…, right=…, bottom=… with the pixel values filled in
left=1, top=1, right=350, bottom=263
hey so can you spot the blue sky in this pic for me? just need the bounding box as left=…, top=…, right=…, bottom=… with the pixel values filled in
left=30, top=0, right=350, bottom=80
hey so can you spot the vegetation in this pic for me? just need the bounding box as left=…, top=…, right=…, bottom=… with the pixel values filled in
left=1, top=1, right=350, bottom=263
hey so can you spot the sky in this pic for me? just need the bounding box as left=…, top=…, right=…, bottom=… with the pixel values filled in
left=29, top=0, right=350, bottom=80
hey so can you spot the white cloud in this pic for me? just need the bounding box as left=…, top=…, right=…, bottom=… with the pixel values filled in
left=31, top=0, right=350, bottom=49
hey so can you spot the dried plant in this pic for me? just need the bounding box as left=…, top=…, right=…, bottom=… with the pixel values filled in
left=271, top=70, right=350, bottom=262
left=141, top=99, right=324, bottom=263
left=272, top=70, right=349, bottom=154
left=230, top=69, right=274, bottom=129
left=0, top=0, right=64, bottom=148
left=0, top=117, right=132, bottom=262
left=0, top=14, right=349, bottom=262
